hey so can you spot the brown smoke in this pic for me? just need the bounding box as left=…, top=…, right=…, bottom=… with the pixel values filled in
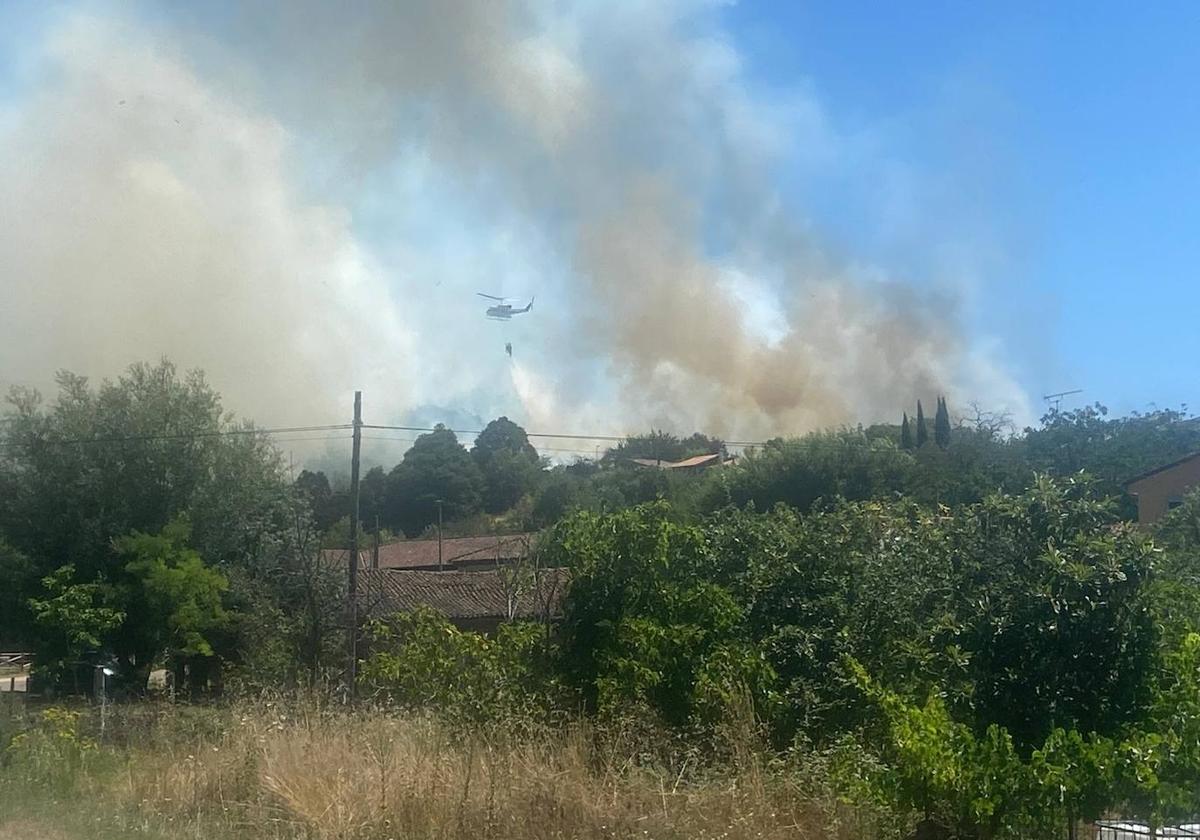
left=0, top=2, right=1029, bottom=442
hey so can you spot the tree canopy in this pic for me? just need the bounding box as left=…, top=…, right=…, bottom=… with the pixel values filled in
left=384, top=425, right=484, bottom=536
left=0, top=361, right=306, bottom=692
left=471, top=416, right=542, bottom=513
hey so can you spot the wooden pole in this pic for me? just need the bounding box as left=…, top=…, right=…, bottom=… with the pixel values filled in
left=373, top=515, right=380, bottom=570
left=347, top=391, right=362, bottom=700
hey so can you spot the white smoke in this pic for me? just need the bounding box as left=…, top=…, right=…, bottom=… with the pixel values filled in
left=0, top=14, right=417, bottom=427
left=0, top=2, right=1033, bottom=447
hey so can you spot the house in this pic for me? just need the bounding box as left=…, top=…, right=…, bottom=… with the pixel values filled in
left=629, top=453, right=733, bottom=470
left=323, top=532, right=536, bottom=572
left=1125, top=452, right=1200, bottom=524
left=357, top=567, right=570, bottom=633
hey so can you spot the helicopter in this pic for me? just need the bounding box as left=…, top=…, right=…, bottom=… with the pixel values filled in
left=477, top=293, right=534, bottom=320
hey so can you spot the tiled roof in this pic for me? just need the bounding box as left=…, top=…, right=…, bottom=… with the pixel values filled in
left=1125, top=451, right=1200, bottom=488
left=358, top=568, right=570, bottom=620
left=323, top=533, right=535, bottom=571
left=630, top=453, right=726, bottom=469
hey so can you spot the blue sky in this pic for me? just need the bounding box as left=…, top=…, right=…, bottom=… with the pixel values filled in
left=1, top=1, right=1197, bottom=441
left=725, top=1, right=1200, bottom=417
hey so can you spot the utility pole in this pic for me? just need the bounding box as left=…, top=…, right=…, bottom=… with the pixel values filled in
left=347, top=391, right=362, bottom=701
left=373, top=515, right=380, bottom=570
left=437, top=499, right=444, bottom=571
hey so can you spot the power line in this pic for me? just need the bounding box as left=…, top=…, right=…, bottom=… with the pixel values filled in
left=362, top=433, right=604, bottom=456
left=361, top=423, right=767, bottom=448
left=0, top=423, right=353, bottom=450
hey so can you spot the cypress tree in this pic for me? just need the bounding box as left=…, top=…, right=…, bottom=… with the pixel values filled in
left=934, top=396, right=952, bottom=449
left=916, top=400, right=928, bottom=448
left=901, top=412, right=914, bottom=450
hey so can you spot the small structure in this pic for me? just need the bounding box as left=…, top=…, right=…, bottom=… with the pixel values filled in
left=629, top=453, right=732, bottom=470
left=359, top=567, right=569, bottom=633
left=1125, top=452, right=1200, bottom=524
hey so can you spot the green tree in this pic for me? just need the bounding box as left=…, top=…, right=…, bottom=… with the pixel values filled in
left=112, top=519, right=230, bottom=692
left=28, top=565, right=124, bottom=690
left=0, top=361, right=293, bottom=689
left=359, top=465, right=387, bottom=530
left=471, top=416, right=543, bottom=513
left=1114, top=634, right=1200, bottom=833
left=900, top=412, right=914, bottom=450
left=710, top=429, right=915, bottom=515
left=295, top=469, right=341, bottom=532
left=359, top=607, right=560, bottom=723
left=708, top=498, right=956, bottom=744
left=0, top=361, right=291, bottom=598
left=546, top=502, right=773, bottom=726
left=1021, top=403, right=1200, bottom=514
left=916, top=400, right=929, bottom=448
left=0, top=539, right=38, bottom=649
left=604, top=430, right=725, bottom=464
left=853, top=663, right=1039, bottom=839
left=854, top=662, right=1117, bottom=839
left=384, top=425, right=484, bottom=536
left=934, top=396, right=951, bottom=449
left=225, top=496, right=346, bottom=691
left=949, top=475, right=1158, bottom=750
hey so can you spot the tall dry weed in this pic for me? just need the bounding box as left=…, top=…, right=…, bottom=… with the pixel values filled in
left=19, top=702, right=893, bottom=840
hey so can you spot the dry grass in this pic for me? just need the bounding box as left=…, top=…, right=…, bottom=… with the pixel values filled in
left=3, top=702, right=893, bottom=840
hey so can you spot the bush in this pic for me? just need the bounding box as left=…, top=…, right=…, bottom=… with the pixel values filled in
left=359, top=607, right=562, bottom=726
left=2, top=706, right=97, bottom=791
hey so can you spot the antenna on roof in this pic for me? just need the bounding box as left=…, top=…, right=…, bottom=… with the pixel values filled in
left=1043, top=389, right=1083, bottom=412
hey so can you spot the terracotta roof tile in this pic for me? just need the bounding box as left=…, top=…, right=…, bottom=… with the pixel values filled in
left=323, top=533, right=535, bottom=571
left=358, top=568, right=569, bottom=621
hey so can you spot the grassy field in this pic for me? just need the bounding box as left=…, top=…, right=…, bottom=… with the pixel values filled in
left=0, top=698, right=895, bottom=840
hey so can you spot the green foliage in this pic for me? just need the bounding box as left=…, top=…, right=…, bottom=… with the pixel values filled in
left=384, top=425, right=484, bottom=536
left=295, top=469, right=341, bottom=533
left=604, top=430, right=725, bottom=463
left=1021, top=403, right=1200, bottom=513
left=28, top=519, right=233, bottom=692
left=471, top=417, right=544, bottom=514
left=900, top=412, right=913, bottom=450
left=713, top=430, right=915, bottom=514
left=0, top=539, right=38, bottom=647
left=0, top=361, right=296, bottom=688
left=114, top=518, right=230, bottom=663
left=359, top=465, right=387, bottom=528
left=915, top=400, right=929, bottom=448
left=1115, top=633, right=1200, bottom=828
left=226, top=502, right=347, bottom=690
left=28, top=565, right=124, bottom=685
left=359, top=607, right=559, bottom=723
left=709, top=499, right=957, bottom=744
left=549, top=502, right=774, bottom=728
left=853, top=662, right=1116, bottom=838
left=3, top=707, right=97, bottom=791
left=548, top=478, right=1163, bottom=758
left=1151, top=488, right=1200, bottom=646
left=1155, top=484, right=1200, bottom=560
left=950, top=475, right=1158, bottom=750
left=934, top=396, right=951, bottom=449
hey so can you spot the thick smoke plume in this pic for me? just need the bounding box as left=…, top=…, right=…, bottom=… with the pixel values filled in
left=0, top=2, right=1030, bottom=444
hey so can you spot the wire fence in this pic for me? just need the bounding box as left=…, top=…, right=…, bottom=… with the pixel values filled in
left=1095, top=821, right=1200, bottom=838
